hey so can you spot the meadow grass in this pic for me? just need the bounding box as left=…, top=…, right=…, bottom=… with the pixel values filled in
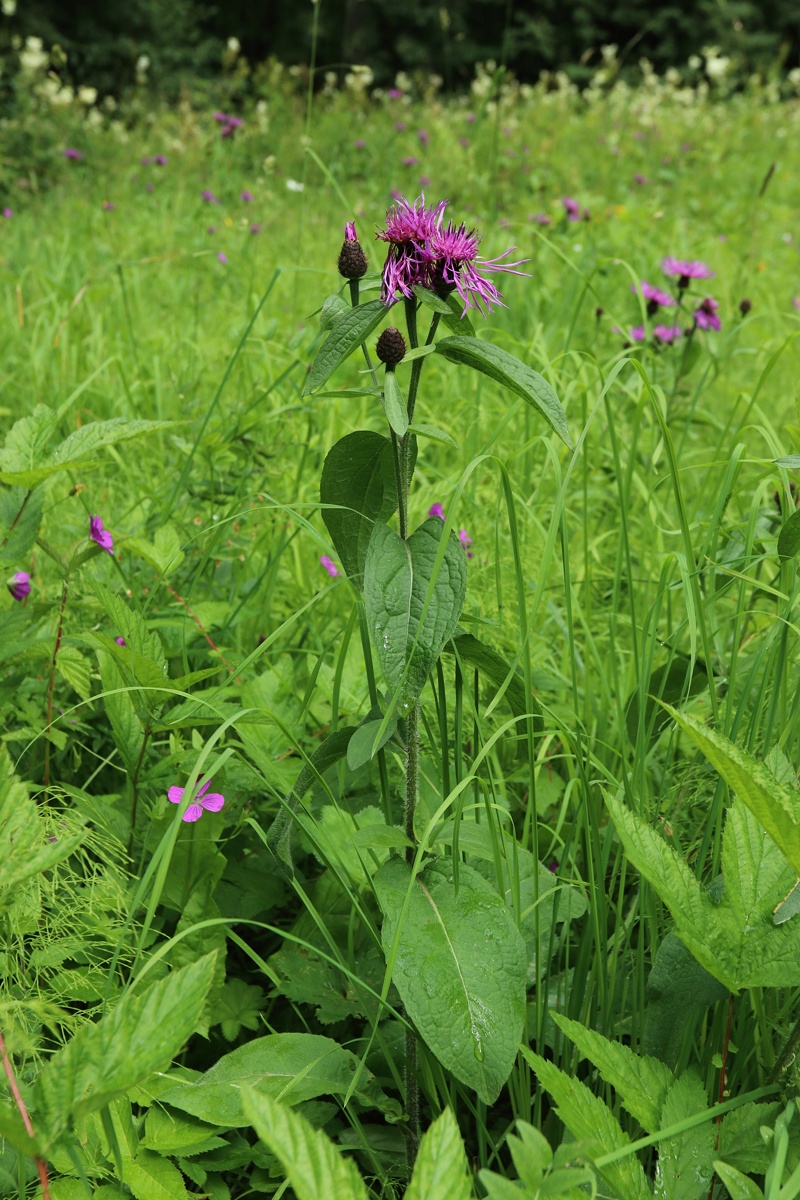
left=2, top=75, right=800, bottom=1196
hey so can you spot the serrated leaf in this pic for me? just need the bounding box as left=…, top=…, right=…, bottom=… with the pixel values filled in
left=90, top=581, right=167, bottom=672
left=242, top=1087, right=369, bottom=1200
left=375, top=856, right=527, bottom=1104
left=141, top=1107, right=226, bottom=1155
left=434, top=336, right=571, bottom=447
left=364, top=517, right=467, bottom=713
left=653, top=1073, right=715, bottom=1200
left=381, top=370, right=409, bottom=437
left=552, top=1012, right=674, bottom=1133
left=406, top=1108, right=472, bottom=1200
left=96, top=649, right=145, bottom=773
left=523, top=1049, right=652, bottom=1200
left=57, top=645, right=92, bottom=700
left=319, top=431, right=402, bottom=584
left=123, top=1149, right=190, bottom=1200
left=303, top=300, right=387, bottom=395
left=159, top=1032, right=400, bottom=1125
left=35, top=953, right=217, bottom=1148
left=0, top=410, right=172, bottom=486
left=644, top=934, right=729, bottom=1066
left=214, top=978, right=266, bottom=1042
left=125, top=525, right=185, bottom=576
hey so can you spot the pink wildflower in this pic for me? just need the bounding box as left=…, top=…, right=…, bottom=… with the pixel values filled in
left=89, top=515, right=113, bottom=554
left=168, top=777, right=225, bottom=823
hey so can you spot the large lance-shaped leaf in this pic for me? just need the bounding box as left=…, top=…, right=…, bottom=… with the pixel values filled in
left=160, top=1032, right=400, bottom=1125
left=665, top=704, right=800, bottom=876
left=374, top=857, right=527, bottom=1104
left=364, top=517, right=467, bottom=713
left=303, top=300, right=386, bottom=395
left=320, top=431, right=400, bottom=584
left=434, top=336, right=572, bottom=448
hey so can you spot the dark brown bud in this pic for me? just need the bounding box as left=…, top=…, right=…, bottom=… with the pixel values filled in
left=594, top=306, right=604, bottom=319
left=739, top=297, right=752, bottom=316
left=338, top=237, right=368, bottom=280
left=376, top=326, right=406, bottom=367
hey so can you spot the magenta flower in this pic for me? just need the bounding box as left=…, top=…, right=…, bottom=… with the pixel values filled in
left=633, top=280, right=676, bottom=314
left=213, top=111, right=243, bottom=138
left=145, top=182, right=154, bottom=193
left=3, top=208, right=13, bottom=219
left=388, top=87, right=404, bottom=100
left=115, top=635, right=127, bottom=646
left=429, top=503, right=445, bottom=519
left=320, top=555, right=339, bottom=577
left=563, top=197, right=582, bottom=222
left=168, top=777, right=225, bottom=823
left=459, top=529, right=473, bottom=558
left=201, top=189, right=220, bottom=204
left=629, top=325, right=646, bottom=342
left=63, top=148, right=84, bottom=160
left=89, top=515, right=113, bottom=554
left=653, top=324, right=683, bottom=344
left=529, top=212, right=552, bottom=225
left=240, top=189, right=253, bottom=202
left=355, top=138, right=366, bottom=149
left=661, top=257, right=715, bottom=286
left=794, top=296, right=800, bottom=311
left=418, top=129, right=429, bottom=148
left=694, top=297, right=721, bottom=331
left=459, top=137, right=470, bottom=149
left=250, top=223, right=261, bottom=235
left=207, top=224, right=217, bottom=234
left=419, top=175, right=430, bottom=187
left=217, top=251, right=228, bottom=264
left=633, top=173, right=648, bottom=185
left=102, top=201, right=116, bottom=211
left=154, top=154, right=168, bottom=166
left=394, top=121, right=407, bottom=131
left=7, top=572, right=31, bottom=602
left=376, top=193, right=448, bottom=303
left=428, top=220, right=529, bottom=317
left=402, top=156, right=419, bottom=167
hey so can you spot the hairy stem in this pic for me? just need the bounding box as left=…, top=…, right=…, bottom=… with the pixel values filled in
left=0, top=1028, right=50, bottom=1199
left=44, top=576, right=69, bottom=789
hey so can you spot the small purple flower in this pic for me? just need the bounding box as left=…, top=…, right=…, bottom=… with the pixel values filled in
left=694, top=297, right=721, bottom=331
left=63, top=148, right=84, bottom=160
left=653, top=324, right=683, bottom=344
left=633, top=173, right=648, bottom=185
left=388, top=87, right=404, bottom=100
left=7, top=572, right=31, bottom=602
left=402, top=156, right=419, bottom=167
left=633, top=280, right=676, bottom=314
left=217, top=251, right=228, bottom=264
left=250, top=223, right=261, bottom=235
left=240, top=189, right=253, bottom=202
left=89, top=515, right=113, bottom=554
left=459, top=529, right=473, bottom=558
left=394, top=121, right=407, bottom=132
left=213, top=111, right=243, bottom=139
left=458, top=137, right=470, bottom=149
left=345, top=220, right=357, bottom=241
left=102, top=201, right=116, bottom=211
left=794, top=296, right=800, bottom=311
left=154, top=154, right=168, bottom=166
left=563, top=197, right=582, bottom=222
left=116, top=636, right=127, bottom=646
left=354, top=139, right=366, bottom=149
left=419, top=175, right=430, bottom=187
left=429, top=503, right=445, bottom=520
left=145, top=182, right=154, bottom=193
left=661, top=257, right=715, bottom=286
left=417, top=129, right=429, bottom=148
left=390, top=188, right=404, bottom=203
left=207, top=224, right=217, bottom=234
left=320, top=555, right=339, bottom=577
left=168, top=777, right=225, bottom=823
left=629, top=325, right=646, bottom=342
left=529, top=212, right=552, bottom=226
left=201, top=189, right=220, bottom=205
left=3, top=208, right=13, bottom=219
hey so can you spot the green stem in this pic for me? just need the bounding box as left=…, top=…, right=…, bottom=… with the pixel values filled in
left=404, top=702, right=421, bottom=1169
left=44, top=576, right=69, bottom=790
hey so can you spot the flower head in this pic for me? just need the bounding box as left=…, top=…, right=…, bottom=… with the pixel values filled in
left=240, top=189, right=253, bottom=202
left=459, top=529, right=473, bottom=558
left=89, top=514, right=113, bottom=554
left=320, top=555, right=339, bottom=577
left=661, top=257, right=715, bottom=286
left=529, top=212, right=552, bottom=225
left=102, top=201, right=116, bottom=211
left=168, top=777, right=225, bottom=823
left=653, top=324, right=683, bottom=344
left=376, top=193, right=448, bottom=303
left=201, top=189, right=219, bottom=205
left=694, top=296, right=721, bottom=331
left=250, top=223, right=261, bottom=235
left=417, top=129, right=429, bottom=148
left=563, top=197, right=581, bottom=221
left=629, top=325, right=646, bottom=342
left=633, top=280, right=676, bottom=314
left=429, top=503, right=445, bottom=520
left=63, top=148, right=84, bottom=160
left=428, top=220, right=529, bottom=317
left=7, top=572, right=30, bottom=602
left=338, top=220, right=368, bottom=280
left=217, top=251, right=228, bottom=264
left=154, top=154, right=168, bottom=166
left=115, top=635, right=127, bottom=646
left=3, top=208, right=13, bottom=219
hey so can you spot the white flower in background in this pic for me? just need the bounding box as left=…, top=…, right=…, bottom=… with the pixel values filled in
left=688, top=54, right=702, bottom=70
left=286, top=179, right=304, bottom=192
left=2, top=0, right=17, bottom=15
left=227, top=36, right=240, bottom=54
left=788, top=67, right=800, bottom=93
left=87, top=107, right=103, bottom=129
left=20, top=35, right=48, bottom=73
left=705, top=52, right=731, bottom=82
left=136, top=54, right=150, bottom=84
left=344, top=64, right=373, bottom=92
left=78, top=85, right=97, bottom=106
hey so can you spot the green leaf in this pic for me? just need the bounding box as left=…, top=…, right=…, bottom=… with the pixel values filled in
left=444, top=631, right=532, bottom=721
left=775, top=455, right=800, bottom=469
left=318, top=292, right=350, bottom=330
left=0, top=1096, right=42, bottom=1157
left=214, top=978, right=266, bottom=1042
left=364, top=517, right=467, bottom=714
left=406, top=1108, right=472, bottom=1200
left=311, top=804, right=390, bottom=882
left=0, top=409, right=172, bottom=486
left=242, top=1087, right=369, bottom=1200
left=123, top=1149, right=191, bottom=1200
left=141, top=1107, right=226, bottom=1155
left=96, top=649, right=145, bottom=773
left=778, top=509, right=800, bottom=558
left=160, top=1032, right=400, bottom=1126
left=374, top=856, right=527, bottom=1104
left=0, top=485, right=44, bottom=566
left=266, top=726, right=356, bottom=872
left=653, top=1073, right=715, bottom=1200
left=665, top=704, right=800, bottom=876
left=644, top=934, right=729, bottom=1067
left=90, top=581, right=168, bottom=673
left=523, top=1050, right=652, bottom=1200
left=625, top=656, right=708, bottom=747
left=407, top=422, right=459, bottom=448
left=125, top=525, right=185, bottom=576
left=381, top=370, right=409, bottom=437
left=346, top=714, right=398, bottom=771
left=712, top=1163, right=764, bottom=1200
left=57, top=645, right=92, bottom=701
left=303, top=300, right=387, bottom=395
left=35, top=953, right=217, bottom=1148
left=552, top=1012, right=674, bottom=1133
left=434, top=336, right=571, bottom=448
left=320, top=431, right=401, bottom=584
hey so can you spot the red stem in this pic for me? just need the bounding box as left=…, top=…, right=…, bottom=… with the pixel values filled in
left=0, top=1028, right=50, bottom=1199
left=165, top=582, right=240, bottom=681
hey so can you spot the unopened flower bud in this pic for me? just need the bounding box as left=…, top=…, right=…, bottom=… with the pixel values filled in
left=739, top=297, right=752, bottom=316
left=376, top=326, right=406, bottom=366
left=337, top=220, right=368, bottom=279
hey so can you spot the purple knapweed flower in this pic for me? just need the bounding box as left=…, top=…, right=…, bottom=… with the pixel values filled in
left=201, top=189, right=219, bottom=205
left=661, top=257, right=715, bottom=286
left=213, top=111, right=243, bottom=138
left=563, top=197, right=582, bottom=222
left=217, top=251, right=228, bottom=264
left=402, top=156, right=419, bottom=167
left=240, top=189, right=253, bottom=202
left=394, top=121, right=407, bottom=132
left=154, top=154, right=168, bottom=166
left=633, top=173, right=648, bottom=185
left=629, top=325, right=646, bottom=342
left=207, top=224, right=217, bottom=234
left=459, top=529, right=473, bottom=558
left=427, top=220, right=530, bottom=317
left=458, top=137, right=470, bottom=149
left=63, top=148, right=84, bottom=160
left=2, top=208, right=13, bottom=219
left=89, top=515, right=113, bottom=554
left=320, top=555, right=339, bottom=577
left=529, top=212, right=552, bottom=225
left=7, top=572, right=31, bottom=602
left=376, top=192, right=448, bottom=303
left=653, top=324, right=682, bottom=344
left=419, top=175, right=430, bottom=187
left=102, top=201, right=116, bottom=211
left=250, top=223, right=261, bottom=235
left=145, top=182, right=154, bottom=193
left=115, top=636, right=127, bottom=646
left=388, top=87, right=404, bottom=100
left=355, top=139, right=366, bottom=149
left=168, top=777, right=225, bottom=823
left=694, top=297, right=721, bottom=331
left=633, top=280, right=676, bottom=314
left=429, top=503, right=445, bottom=519
left=418, top=129, right=429, bottom=148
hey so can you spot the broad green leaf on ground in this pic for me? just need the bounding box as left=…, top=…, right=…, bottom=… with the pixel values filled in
left=434, top=336, right=572, bottom=447
left=214, top=978, right=267, bottom=1042
left=303, top=300, right=386, bottom=395
left=34, top=953, right=216, bottom=1148
left=159, top=1032, right=400, bottom=1125
left=607, top=793, right=800, bottom=991
left=552, top=1012, right=674, bottom=1133
left=320, top=431, right=400, bottom=584
left=0, top=406, right=172, bottom=486
left=665, top=705, right=800, bottom=876
left=523, top=1050, right=653, bottom=1200
left=374, top=856, right=526, bottom=1104
left=364, top=517, right=467, bottom=714
left=242, top=1088, right=368, bottom=1200
left=653, top=1073, right=715, bottom=1200
left=717, top=1102, right=781, bottom=1175
left=644, top=934, right=728, bottom=1066
left=125, top=525, right=185, bottom=576
left=0, top=747, right=85, bottom=910
left=405, top=1108, right=472, bottom=1200
left=0, top=485, right=44, bottom=566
